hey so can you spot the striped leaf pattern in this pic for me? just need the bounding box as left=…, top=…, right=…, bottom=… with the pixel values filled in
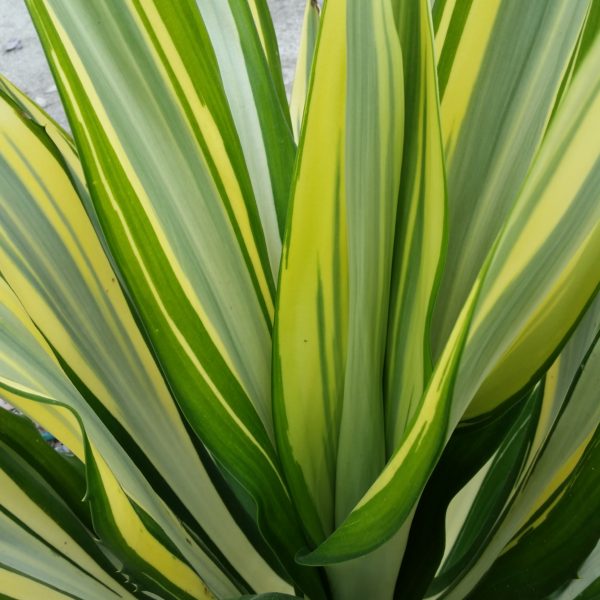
left=290, top=0, right=320, bottom=141
left=0, top=409, right=135, bottom=600
left=431, top=0, right=591, bottom=357
left=273, top=0, right=349, bottom=549
left=384, top=0, right=446, bottom=452
left=0, top=0, right=598, bottom=597
left=301, top=12, right=600, bottom=566
left=439, top=293, right=600, bottom=599
left=0, top=91, right=290, bottom=595
left=0, top=277, right=263, bottom=598
left=23, top=1, right=323, bottom=594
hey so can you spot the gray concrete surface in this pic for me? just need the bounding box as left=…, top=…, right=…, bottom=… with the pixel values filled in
left=0, top=0, right=304, bottom=129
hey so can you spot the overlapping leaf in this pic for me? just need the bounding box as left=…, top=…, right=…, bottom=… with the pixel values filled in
left=290, top=0, right=320, bottom=141
left=23, top=1, right=321, bottom=594
left=0, top=0, right=597, bottom=597
left=300, top=25, right=600, bottom=566
left=439, top=293, right=600, bottom=599
left=0, top=89, right=290, bottom=596
left=431, top=0, right=590, bottom=356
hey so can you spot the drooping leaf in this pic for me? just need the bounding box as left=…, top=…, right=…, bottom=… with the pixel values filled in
left=24, top=2, right=321, bottom=594
left=0, top=83, right=288, bottom=595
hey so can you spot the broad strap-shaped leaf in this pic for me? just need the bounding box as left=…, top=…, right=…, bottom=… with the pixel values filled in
left=393, top=399, right=528, bottom=600
left=425, top=390, right=542, bottom=597
left=332, top=2, right=405, bottom=594
left=550, top=0, right=600, bottom=124
left=273, top=0, right=349, bottom=547
left=456, top=32, right=600, bottom=420
left=398, top=295, right=599, bottom=599
left=196, top=0, right=296, bottom=244
left=0, top=409, right=135, bottom=600
left=0, top=95, right=290, bottom=595
left=0, top=76, right=118, bottom=267
left=0, top=278, right=256, bottom=598
left=0, top=86, right=287, bottom=587
left=275, top=0, right=404, bottom=593
left=299, top=277, right=483, bottom=565
left=335, top=0, right=404, bottom=526
left=0, top=568, right=74, bottom=600
left=384, top=0, right=446, bottom=452
left=290, top=0, right=320, bottom=141
left=0, top=515, right=126, bottom=600
left=273, top=0, right=403, bottom=542
left=0, top=76, right=80, bottom=187
left=439, top=294, right=600, bottom=599
left=470, top=426, right=600, bottom=599
left=300, top=31, right=600, bottom=564
left=24, top=2, right=322, bottom=594
left=431, top=0, right=590, bottom=356
left=0, top=400, right=218, bottom=599
left=85, top=442, right=214, bottom=600
left=1, top=407, right=216, bottom=599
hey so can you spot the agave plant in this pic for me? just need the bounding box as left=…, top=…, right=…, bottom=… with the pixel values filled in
left=0, top=0, right=598, bottom=598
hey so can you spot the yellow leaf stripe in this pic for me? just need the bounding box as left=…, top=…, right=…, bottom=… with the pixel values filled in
left=290, top=0, right=320, bottom=141
left=273, top=0, right=348, bottom=546
left=0, top=279, right=241, bottom=597
left=431, top=1, right=590, bottom=357
left=25, top=2, right=321, bottom=593
left=0, top=96, right=283, bottom=594
left=0, top=568, right=79, bottom=600
left=441, top=300, right=600, bottom=599
left=459, top=36, right=600, bottom=419
left=384, top=0, right=446, bottom=452
left=89, top=448, right=214, bottom=599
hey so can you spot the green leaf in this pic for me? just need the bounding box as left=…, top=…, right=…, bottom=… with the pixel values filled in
left=431, top=0, right=590, bottom=357
left=0, top=276, right=246, bottom=598
left=441, top=292, right=600, bottom=599
left=456, top=33, right=600, bottom=420
left=273, top=0, right=404, bottom=545
left=395, top=400, right=526, bottom=599
left=209, top=0, right=296, bottom=238
left=290, top=0, right=320, bottom=141
left=273, top=0, right=349, bottom=548
left=0, top=81, right=285, bottom=595
left=470, top=426, right=600, bottom=599
left=550, top=0, right=600, bottom=123
left=427, top=389, right=542, bottom=596
left=299, top=28, right=600, bottom=566
left=384, top=0, right=446, bottom=452
left=24, top=1, right=320, bottom=593
left=0, top=409, right=133, bottom=600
